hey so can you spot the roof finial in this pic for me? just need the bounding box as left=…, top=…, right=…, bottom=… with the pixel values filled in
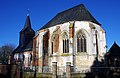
left=27, top=8, right=30, bottom=16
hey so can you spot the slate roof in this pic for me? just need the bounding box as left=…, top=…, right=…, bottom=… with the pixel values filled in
left=13, top=40, right=33, bottom=53
left=107, top=42, right=120, bottom=56
left=13, top=15, right=35, bottom=54
left=40, top=4, right=101, bottom=30
left=20, top=16, right=35, bottom=33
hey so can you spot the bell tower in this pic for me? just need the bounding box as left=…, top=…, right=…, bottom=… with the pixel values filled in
left=19, top=15, right=35, bottom=48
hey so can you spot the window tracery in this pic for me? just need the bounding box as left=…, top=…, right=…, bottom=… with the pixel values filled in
left=77, top=30, right=87, bottom=52
left=62, top=32, right=69, bottom=53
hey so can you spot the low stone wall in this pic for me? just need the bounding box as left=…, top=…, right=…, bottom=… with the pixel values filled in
left=23, top=72, right=53, bottom=78
left=23, top=72, right=94, bottom=78
left=71, top=73, right=86, bottom=78
left=0, top=64, right=18, bottom=78
left=71, top=73, right=95, bottom=78
left=23, top=72, right=34, bottom=78
left=37, top=73, right=53, bottom=78
left=0, top=63, right=95, bottom=78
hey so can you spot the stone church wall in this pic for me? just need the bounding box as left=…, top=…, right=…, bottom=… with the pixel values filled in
left=37, top=21, right=106, bottom=73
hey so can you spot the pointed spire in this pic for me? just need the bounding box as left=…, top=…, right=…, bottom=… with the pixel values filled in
left=19, top=15, right=35, bottom=48
left=24, top=15, right=31, bottom=29
left=20, top=9, right=31, bottom=32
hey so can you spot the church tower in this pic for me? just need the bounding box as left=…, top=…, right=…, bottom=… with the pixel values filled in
left=13, top=15, right=35, bottom=67
left=19, top=15, right=35, bottom=48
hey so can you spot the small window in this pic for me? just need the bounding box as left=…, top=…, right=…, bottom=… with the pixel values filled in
left=51, top=42, right=53, bottom=54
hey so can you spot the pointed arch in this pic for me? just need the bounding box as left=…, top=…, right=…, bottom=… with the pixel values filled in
left=76, top=30, right=87, bottom=52
left=62, top=32, right=69, bottom=53
left=51, top=33, right=59, bottom=53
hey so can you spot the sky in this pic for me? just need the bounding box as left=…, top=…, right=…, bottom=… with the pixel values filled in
left=0, top=0, right=120, bottom=50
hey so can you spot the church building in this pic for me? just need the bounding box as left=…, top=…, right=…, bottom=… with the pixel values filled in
left=33, top=4, right=106, bottom=72
left=12, top=4, right=107, bottom=73
left=13, top=15, right=35, bottom=67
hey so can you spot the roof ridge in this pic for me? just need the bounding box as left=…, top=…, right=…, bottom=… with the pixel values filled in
left=40, top=4, right=101, bottom=30
left=57, top=4, right=85, bottom=15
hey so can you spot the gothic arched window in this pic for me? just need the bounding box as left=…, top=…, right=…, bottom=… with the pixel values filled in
left=77, top=30, right=87, bottom=52
left=63, top=32, right=69, bottom=53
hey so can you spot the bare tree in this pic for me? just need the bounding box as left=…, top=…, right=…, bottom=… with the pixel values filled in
left=0, top=44, right=15, bottom=64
